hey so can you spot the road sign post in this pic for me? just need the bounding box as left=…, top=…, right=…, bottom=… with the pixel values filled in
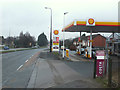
left=86, top=18, right=95, bottom=59
left=108, top=57, right=112, bottom=87
left=93, top=57, right=97, bottom=79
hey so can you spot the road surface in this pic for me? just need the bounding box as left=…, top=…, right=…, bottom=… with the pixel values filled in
left=2, top=49, right=103, bottom=88
left=2, top=48, right=45, bottom=88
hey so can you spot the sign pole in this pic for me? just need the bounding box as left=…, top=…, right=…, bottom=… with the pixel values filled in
left=108, top=57, right=112, bottom=87
left=63, top=30, right=65, bottom=59
left=86, top=18, right=95, bottom=59
left=93, top=57, right=97, bottom=79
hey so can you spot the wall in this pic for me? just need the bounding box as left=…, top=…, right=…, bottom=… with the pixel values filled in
left=92, top=35, right=106, bottom=48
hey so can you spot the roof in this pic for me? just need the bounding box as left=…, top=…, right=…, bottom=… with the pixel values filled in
left=108, top=33, right=120, bottom=39
left=73, top=34, right=106, bottom=41
left=63, top=21, right=120, bottom=33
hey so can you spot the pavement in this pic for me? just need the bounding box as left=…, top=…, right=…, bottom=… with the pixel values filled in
left=27, top=50, right=103, bottom=88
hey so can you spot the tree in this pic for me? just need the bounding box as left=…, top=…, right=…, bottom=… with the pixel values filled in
left=14, top=31, right=36, bottom=48
left=21, top=32, right=36, bottom=48
left=19, top=31, right=24, bottom=47
left=14, top=37, right=19, bottom=48
left=5, top=36, right=14, bottom=47
left=1, top=36, right=5, bottom=45
left=64, top=39, right=73, bottom=49
left=37, top=33, right=48, bottom=46
left=82, top=33, right=86, bottom=36
left=60, top=39, right=73, bottom=49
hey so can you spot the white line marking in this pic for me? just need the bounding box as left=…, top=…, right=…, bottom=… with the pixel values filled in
left=25, top=60, right=29, bottom=63
left=17, top=65, right=23, bottom=71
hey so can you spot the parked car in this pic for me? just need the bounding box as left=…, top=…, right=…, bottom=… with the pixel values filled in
left=76, top=46, right=85, bottom=54
left=81, top=48, right=85, bottom=54
left=4, top=46, right=9, bottom=50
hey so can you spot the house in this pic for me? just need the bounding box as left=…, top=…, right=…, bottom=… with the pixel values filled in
left=73, top=34, right=106, bottom=48
left=92, top=34, right=106, bottom=48
left=107, top=33, right=120, bottom=55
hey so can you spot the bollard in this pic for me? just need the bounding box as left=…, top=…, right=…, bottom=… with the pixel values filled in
left=66, top=49, right=69, bottom=59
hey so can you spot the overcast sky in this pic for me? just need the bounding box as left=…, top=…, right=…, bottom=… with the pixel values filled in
left=0, top=0, right=119, bottom=41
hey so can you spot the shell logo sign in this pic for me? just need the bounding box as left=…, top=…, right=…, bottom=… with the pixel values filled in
left=53, top=30, right=59, bottom=51
left=53, top=30, right=59, bottom=35
left=86, top=18, right=95, bottom=26
left=88, top=18, right=94, bottom=24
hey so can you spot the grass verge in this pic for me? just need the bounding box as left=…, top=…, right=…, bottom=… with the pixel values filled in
left=96, top=77, right=109, bottom=88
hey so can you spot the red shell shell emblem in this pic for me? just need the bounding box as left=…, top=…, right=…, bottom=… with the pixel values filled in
left=54, top=30, right=59, bottom=35
left=88, top=18, right=94, bottom=24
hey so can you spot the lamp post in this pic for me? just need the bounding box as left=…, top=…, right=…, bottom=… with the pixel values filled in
left=45, top=7, right=52, bottom=52
left=63, top=12, right=68, bottom=59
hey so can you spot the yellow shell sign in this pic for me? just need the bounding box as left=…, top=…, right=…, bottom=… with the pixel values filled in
left=88, top=18, right=94, bottom=24
left=53, top=30, right=59, bottom=35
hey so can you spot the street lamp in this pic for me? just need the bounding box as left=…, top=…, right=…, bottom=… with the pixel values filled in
left=63, top=12, right=68, bottom=58
left=45, top=7, right=52, bottom=52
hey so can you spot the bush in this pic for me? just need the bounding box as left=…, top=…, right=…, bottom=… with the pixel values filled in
left=70, top=45, right=76, bottom=51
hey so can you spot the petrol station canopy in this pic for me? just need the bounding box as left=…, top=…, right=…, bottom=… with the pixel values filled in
left=62, top=20, right=120, bottom=33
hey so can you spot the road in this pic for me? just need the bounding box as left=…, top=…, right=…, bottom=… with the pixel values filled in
left=2, top=48, right=45, bottom=88
left=61, top=50, right=94, bottom=78
left=2, top=48, right=103, bottom=88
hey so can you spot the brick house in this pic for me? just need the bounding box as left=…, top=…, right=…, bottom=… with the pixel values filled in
left=73, top=34, right=106, bottom=48
left=92, top=34, right=106, bottom=48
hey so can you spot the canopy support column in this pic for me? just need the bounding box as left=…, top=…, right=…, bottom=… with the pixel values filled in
left=112, top=32, right=114, bottom=54
left=79, top=32, right=81, bottom=54
left=90, top=30, right=92, bottom=59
